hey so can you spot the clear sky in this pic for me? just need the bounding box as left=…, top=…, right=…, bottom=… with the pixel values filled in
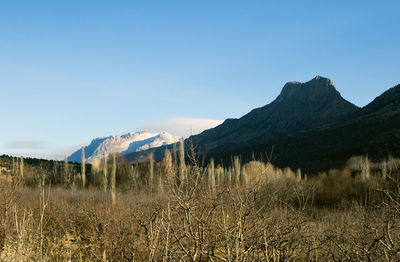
left=1, top=0, right=399, bottom=159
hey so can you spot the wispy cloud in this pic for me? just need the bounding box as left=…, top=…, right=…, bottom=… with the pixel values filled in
left=137, top=117, right=223, bottom=138
left=23, top=145, right=80, bottom=160
left=5, top=140, right=50, bottom=150
left=4, top=143, right=80, bottom=160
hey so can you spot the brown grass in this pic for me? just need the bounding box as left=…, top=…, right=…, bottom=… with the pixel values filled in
left=0, top=152, right=399, bottom=261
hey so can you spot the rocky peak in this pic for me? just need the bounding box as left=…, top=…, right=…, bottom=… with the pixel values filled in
left=278, top=76, right=338, bottom=102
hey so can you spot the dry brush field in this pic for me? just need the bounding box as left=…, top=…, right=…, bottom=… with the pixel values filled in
left=0, top=147, right=399, bottom=261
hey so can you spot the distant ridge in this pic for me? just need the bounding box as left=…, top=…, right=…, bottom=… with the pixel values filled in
left=68, top=131, right=180, bottom=163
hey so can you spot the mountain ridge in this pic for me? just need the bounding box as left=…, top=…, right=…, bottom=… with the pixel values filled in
left=123, top=76, right=400, bottom=173
left=68, top=131, right=180, bottom=163
left=190, top=76, right=359, bottom=153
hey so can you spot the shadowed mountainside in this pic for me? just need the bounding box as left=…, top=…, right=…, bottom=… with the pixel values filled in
left=189, top=76, right=359, bottom=153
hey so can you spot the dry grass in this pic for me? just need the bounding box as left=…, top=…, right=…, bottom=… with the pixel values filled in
left=0, top=152, right=399, bottom=261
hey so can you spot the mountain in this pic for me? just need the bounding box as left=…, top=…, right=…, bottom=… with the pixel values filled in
left=189, top=76, right=359, bottom=153
left=191, top=81, right=400, bottom=172
left=243, top=83, right=400, bottom=171
left=124, top=77, right=400, bottom=173
left=68, top=131, right=180, bottom=163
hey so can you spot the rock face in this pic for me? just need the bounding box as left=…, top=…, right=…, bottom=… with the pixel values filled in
left=124, top=77, right=400, bottom=173
left=68, top=131, right=180, bottom=163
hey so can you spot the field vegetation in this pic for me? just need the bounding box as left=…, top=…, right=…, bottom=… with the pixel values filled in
left=0, top=142, right=399, bottom=261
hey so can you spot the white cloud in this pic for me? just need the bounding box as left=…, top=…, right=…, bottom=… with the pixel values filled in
left=137, top=117, right=223, bottom=138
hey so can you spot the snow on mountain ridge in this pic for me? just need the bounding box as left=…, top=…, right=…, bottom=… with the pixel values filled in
left=68, top=131, right=180, bottom=163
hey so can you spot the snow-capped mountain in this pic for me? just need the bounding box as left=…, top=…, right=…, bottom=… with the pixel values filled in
left=68, top=131, right=180, bottom=163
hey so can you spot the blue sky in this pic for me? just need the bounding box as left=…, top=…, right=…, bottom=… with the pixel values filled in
left=0, top=0, right=399, bottom=159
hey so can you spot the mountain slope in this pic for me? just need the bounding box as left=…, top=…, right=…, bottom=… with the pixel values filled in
left=190, top=76, right=359, bottom=153
left=69, top=131, right=180, bottom=163
left=357, top=84, right=400, bottom=117
left=203, top=83, right=400, bottom=172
